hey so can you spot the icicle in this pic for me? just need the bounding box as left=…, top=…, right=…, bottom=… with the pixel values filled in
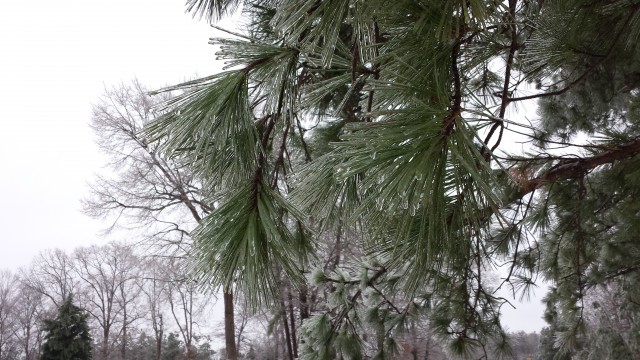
left=401, top=193, right=409, bottom=210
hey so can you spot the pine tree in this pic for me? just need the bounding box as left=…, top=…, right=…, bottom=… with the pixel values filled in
left=40, top=295, right=92, bottom=360
left=161, top=332, right=184, bottom=360
left=148, top=0, right=640, bottom=357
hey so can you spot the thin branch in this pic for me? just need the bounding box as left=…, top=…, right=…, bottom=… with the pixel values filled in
left=484, top=0, right=518, bottom=155
left=508, top=5, right=639, bottom=102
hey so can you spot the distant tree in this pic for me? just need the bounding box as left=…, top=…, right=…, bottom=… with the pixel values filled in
left=164, top=259, right=210, bottom=359
left=569, top=282, right=640, bottom=360
left=508, top=331, right=539, bottom=360
left=23, top=249, right=78, bottom=307
left=538, top=297, right=572, bottom=360
left=193, top=337, right=215, bottom=360
left=114, top=247, right=144, bottom=360
left=40, top=295, right=92, bottom=360
left=12, top=283, right=46, bottom=360
left=85, top=80, right=237, bottom=360
left=72, top=244, right=142, bottom=360
left=0, top=270, right=18, bottom=360
left=131, top=332, right=157, bottom=360
left=84, top=80, right=206, bottom=249
left=161, top=332, right=184, bottom=360
left=140, top=259, right=167, bottom=360
left=244, top=346, right=256, bottom=360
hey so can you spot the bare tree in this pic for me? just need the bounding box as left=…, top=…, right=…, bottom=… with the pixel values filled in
left=0, top=270, right=18, bottom=360
left=164, top=259, right=211, bottom=359
left=72, top=244, right=141, bottom=360
left=140, top=258, right=168, bottom=360
left=84, top=79, right=208, bottom=250
left=11, top=283, right=46, bottom=360
left=73, top=245, right=119, bottom=360
left=113, top=245, right=144, bottom=360
left=84, top=80, right=237, bottom=359
left=22, top=249, right=78, bottom=307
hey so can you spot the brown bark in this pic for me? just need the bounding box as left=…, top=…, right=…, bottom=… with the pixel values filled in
left=287, top=289, right=298, bottom=358
left=519, top=139, right=640, bottom=196
left=224, top=289, right=238, bottom=360
left=280, top=298, right=294, bottom=360
left=299, top=286, right=309, bottom=322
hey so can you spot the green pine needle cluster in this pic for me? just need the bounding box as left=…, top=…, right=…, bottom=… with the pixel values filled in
left=41, top=296, right=93, bottom=360
left=146, top=0, right=640, bottom=357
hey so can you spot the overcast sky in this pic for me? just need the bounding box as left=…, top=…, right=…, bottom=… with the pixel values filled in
left=0, top=0, right=224, bottom=268
left=0, top=0, right=546, bottom=332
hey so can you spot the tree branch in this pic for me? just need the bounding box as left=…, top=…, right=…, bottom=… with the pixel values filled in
left=518, top=138, right=640, bottom=196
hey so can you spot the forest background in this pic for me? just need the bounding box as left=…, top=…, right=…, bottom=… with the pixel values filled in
left=2, top=3, right=635, bottom=360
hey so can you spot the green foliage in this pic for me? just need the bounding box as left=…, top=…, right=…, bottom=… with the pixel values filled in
left=162, top=332, right=183, bottom=360
left=185, top=0, right=241, bottom=22
left=40, top=295, right=92, bottom=360
left=148, top=72, right=258, bottom=186
left=189, top=180, right=312, bottom=306
left=148, top=0, right=640, bottom=357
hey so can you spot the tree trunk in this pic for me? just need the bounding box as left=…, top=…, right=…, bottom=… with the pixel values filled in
left=287, top=289, right=298, bottom=358
left=121, top=307, right=127, bottom=360
left=330, top=223, right=342, bottom=272
left=155, top=332, right=162, bottom=360
left=224, top=288, right=238, bottom=360
left=280, top=298, right=294, bottom=360
left=273, top=332, right=279, bottom=360
left=25, top=326, right=31, bottom=360
left=299, top=286, right=309, bottom=322
left=154, top=313, right=163, bottom=360
left=186, top=343, right=197, bottom=359
left=102, top=328, right=109, bottom=360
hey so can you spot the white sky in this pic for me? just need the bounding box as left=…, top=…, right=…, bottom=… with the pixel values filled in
left=0, top=0, right=546, bottom=333
left=0, top=0, right=224, bottom=268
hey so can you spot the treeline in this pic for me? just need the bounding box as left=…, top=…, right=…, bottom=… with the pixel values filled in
left=0, top=241, right=554, bottom=360
left=0, top=243, right=216, bottom=360
left=1, top=238, right=633, bottom=360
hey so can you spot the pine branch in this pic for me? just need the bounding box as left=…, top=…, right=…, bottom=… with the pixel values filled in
left=323, top=266, right=388, bottom=346
left=474, top=139, right=640, bottom=247
left=483, top=0, right=518, bottom=155
left=295, top=115, right=312, bottom=162
left=442, top=40, right=463, bottom=137
left=508, top=4, right=640, bottom=102
left=518, top=138, right=640, bottom=196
